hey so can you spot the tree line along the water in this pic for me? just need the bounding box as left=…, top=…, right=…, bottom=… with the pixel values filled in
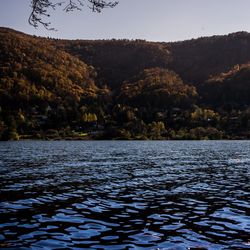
left=0, top=28, right=250, bottom=140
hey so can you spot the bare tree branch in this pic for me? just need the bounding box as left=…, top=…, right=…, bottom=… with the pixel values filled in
left=63, top=0, right=84, bottom=12
left=88, top=0, right=118, bottom=13
left=29, top=0, right=119, bottom=30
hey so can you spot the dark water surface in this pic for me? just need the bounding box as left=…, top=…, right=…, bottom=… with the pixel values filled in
left=0, top=141, right=249, bottom=250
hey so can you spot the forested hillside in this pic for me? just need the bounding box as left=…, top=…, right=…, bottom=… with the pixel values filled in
left=0, top=28, right=108, bottom=140
left=169, top=32, right=250, bottom=84
left=54, top=39, right=171, bottom=88
left=0, top=27, right=249, bottom=140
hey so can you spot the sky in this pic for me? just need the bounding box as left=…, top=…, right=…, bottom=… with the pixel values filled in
left=0, top=0, right=250, bottom=42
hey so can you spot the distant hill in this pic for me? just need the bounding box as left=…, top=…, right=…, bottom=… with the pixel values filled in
left=0, top=27, right=249, bottom=140
left=0, top=27, right=101, bottom=110
left=54, top=39, right=171, bottom=88
left=52, top=31, right=250, bottom=88
left=169, top=32, right=250, bottom=84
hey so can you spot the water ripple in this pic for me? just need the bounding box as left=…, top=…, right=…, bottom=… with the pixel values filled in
left=0, top=141, right=250, bottom=249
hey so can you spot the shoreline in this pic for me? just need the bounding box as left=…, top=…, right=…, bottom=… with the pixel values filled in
left=1, top=137, right=250, bottom=141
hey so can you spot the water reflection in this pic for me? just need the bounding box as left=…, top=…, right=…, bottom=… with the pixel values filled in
left=0, top=141, right=250, bottom=249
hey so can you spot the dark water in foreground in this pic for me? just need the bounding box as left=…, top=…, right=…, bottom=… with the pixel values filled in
left=0, top=141, right=249, bottom=250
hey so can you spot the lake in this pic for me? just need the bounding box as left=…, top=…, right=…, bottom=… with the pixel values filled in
left=0, top=141, right=249, bottom=249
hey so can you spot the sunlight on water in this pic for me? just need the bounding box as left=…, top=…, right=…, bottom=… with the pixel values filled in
left=0, top=141, right=249, bottom=249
